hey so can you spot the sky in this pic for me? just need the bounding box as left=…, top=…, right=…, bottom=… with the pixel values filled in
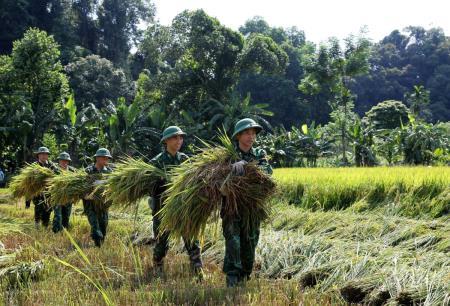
left=152, top=0, right=450, bottom=43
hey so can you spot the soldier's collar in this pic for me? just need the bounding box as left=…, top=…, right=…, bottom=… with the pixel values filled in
left=163, top=150, right=179, bottom=159
left=237, top=146, right=256, bottom=156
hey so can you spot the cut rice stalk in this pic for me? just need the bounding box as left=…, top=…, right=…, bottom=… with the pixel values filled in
left=47, top=169, right=106, bottom=208
left=9, top=164, right=55, bottom=200
left=104, top=157, right=166, bottom=208
left=159, top=133, right=276, bottom=240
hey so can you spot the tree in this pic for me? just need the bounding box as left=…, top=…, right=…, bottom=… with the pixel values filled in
left=352, top=27, right=450, bottom=122
left=300, top=32, right=371, bottom=163
left=364, top=100, right=409, bottom=130
left=239, top=16, right=270, bottom=36
left=65, top=55, right=132, bottom=110
left=98, top=0, right=155, bottom=66
left=238, top=34, right=288, bottom=75
left=206, top=93, right=273, bottom=135
left=404, top=85, right=431, bottom=120
left=8, top=28, right=69, bottom=161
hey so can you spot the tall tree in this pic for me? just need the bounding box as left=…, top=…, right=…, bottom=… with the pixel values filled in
left=2, top=28, right=69, bottom=161
left=98, top=0, right=155, bottom=66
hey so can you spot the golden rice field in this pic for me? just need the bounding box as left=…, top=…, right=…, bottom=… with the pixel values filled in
left=0, top=167, right=449, bottom=305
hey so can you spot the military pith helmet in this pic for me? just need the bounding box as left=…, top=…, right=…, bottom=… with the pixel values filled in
left=34, top=146, right=50, bottom=155
left=94, top=148, right=112, bottom=158
left=232, top=118, right=263, bottom=139
left=57, top=151, right=72, bottom=161
left=160, top=126, right=186, bottom=143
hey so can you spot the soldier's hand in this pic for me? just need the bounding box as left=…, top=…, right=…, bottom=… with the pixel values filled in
left=84, top=194, right=94, bottom=200
left=93, top=180, right=106, bottom=186
left=231, top=160, right=248, bottom=176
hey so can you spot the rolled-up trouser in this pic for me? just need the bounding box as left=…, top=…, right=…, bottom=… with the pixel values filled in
left=83, top=200, right=108, bottom=245
left=33, top=195, right=52, bottom=227
left=221, top=210, right=261, bottom=285
left=52, top=203, right=73, bottom=233
left=150, top=196, right=202, bottom=267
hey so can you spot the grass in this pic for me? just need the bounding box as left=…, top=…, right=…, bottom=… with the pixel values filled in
left=0, top=166, right=449, bottom=305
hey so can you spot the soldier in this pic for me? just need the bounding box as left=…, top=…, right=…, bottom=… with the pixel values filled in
left=52, top=152, right=75, bottom=233
left=149, top=126, right=203, bottom=276
left=31, top=147, right=59, bottom=228
left=222, top=118, right=273, bottom=287
left=82, top=148, right=113, bottom=247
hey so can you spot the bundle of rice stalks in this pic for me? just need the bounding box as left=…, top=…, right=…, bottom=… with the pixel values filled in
left=159, top=133, right=276, bottom=240
left=396, top=288, right=427, bottom=305
left=104, top=157, right=166, bottom=208
left=48, top=169, right=107, bottom=208
left=298, top=267, right=333, bottom=288
left=9, top=163, right=55, bottom=200
left=365, top=286, right=391, bottom=306
left=0, top=260, right=44, bottom=288
left=339, top=277, right=380, bottom=303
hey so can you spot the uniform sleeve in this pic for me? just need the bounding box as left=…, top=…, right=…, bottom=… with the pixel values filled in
left=257, top=149, right=273, bottom=175
left=179, top=153, right=189, bottom=163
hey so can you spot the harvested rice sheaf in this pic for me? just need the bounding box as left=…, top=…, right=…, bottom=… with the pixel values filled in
left=47, top=169, right=107, bottom=208
left=339, top=277, right=380, bottom=303
left=104, top=157, right=166, bottom=208
left=159, top=134, right=276, bottom=240
left=10, top=164, right=56, bottom=200
left=0, top=260, right=45, bottom=288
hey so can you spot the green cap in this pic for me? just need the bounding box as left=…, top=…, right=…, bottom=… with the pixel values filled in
left=34, top=147, right=50, bottom=155
left=160, top=126, right=186, bottom=143
left=57, top=151, right=72, bottom=161
left=94, top=148, right=112, bottom=158
left=232, top=118, right=263, bottom=139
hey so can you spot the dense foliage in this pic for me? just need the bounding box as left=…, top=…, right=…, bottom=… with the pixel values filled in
left=0, top=1, right=449, bottom=172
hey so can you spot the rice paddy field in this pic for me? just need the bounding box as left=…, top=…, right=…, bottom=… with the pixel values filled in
left=0, top=167, right=449, bottom=305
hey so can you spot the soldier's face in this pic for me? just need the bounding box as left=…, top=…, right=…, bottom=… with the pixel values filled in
left=165, top=135, right=184, bottom=153
left=237, top=128, right=257, bottom=148
left=96, top=156, right=109, bottom=167
left=59, top=160, right=69, bottom=169
left=38, top=153, right=49, bottom=163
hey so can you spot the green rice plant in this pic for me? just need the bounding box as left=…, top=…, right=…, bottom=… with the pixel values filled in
left=104, top=157, right=166, bottom=208
left=275, top=167, right=450, bottom=217
left=9, top=163, right=56, bottom=200
left=159, top=133, right=276, bottom=240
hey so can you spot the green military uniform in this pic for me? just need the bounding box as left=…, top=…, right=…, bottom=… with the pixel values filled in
left=31, top=147, right=59, bottom=227
left=149, top=126, right=203, bottom=269
left=52, top=152, right=75, bottom=233
left=82, top=148, right=113, bottom=247
left=222, top=119, right=273, bottom=287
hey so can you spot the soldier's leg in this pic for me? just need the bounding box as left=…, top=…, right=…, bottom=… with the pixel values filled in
left=183, top=237, right=203, bottom=268
left=151, top=197, right=169, bottom=264
left=222, top=215, right=243, bottom=287
left=240, top=219, right=261, bottom=280
left=41, top=205, right=52, bottom=227
left=99, top=209, right=109, bottom=240
left=52, top=205, right=63, bottom=233
left=61, top=204, right=72, bottom=229
left=33, top=196, right=45, bottom=225
left=33, top=199, right=41, bottom=224
left=152, top=213, right=169, bottom=264
left=83, top=201, right=103, bottom=246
